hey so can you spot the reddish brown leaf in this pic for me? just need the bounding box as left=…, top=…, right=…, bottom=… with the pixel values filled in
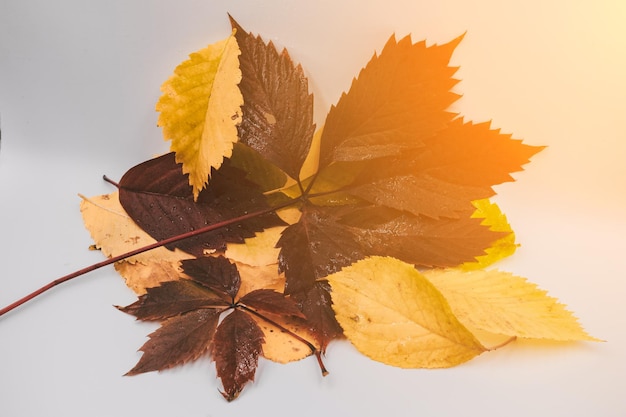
left=181, top=256, right=241, bottom=300
left=212, top=309, right=265, bottom=401
left=118, top=152, right=285, bottom=256
left=238, top=289, right=305, bottom=318
left=347, top=172, right=485, bottom=219
left=291, top=281, right=344, bottom=351
left=126, top=309, right=221, bottom=375
left=118, top=280, right=228, bottom=321
left=344, top=206, right=506, bottom=267
left=277, top=204, right=366, bottom=295
left=230, top=16, right=315, bottom=180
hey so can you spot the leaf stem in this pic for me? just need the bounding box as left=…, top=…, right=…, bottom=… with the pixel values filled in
left=102, top=175, right=119, bottom=188
left=240, top=305, right=329, bottom=376
left=0, top=196, right=300, bottom=318
left=487, top=336, right=518, bottom=351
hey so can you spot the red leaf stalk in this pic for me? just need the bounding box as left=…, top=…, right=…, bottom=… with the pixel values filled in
left=0, top=198, right=298, bottom=318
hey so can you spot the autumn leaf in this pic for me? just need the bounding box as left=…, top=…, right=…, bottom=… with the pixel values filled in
left=230, top=16, right=315, bottom=181
left=423, top=269, right=599, bottom=341
left=79, top=192, right=191, bottom=265
left=327, top=256, right=486, bottom=368
left=461, top=198, right=517, bottom=270
left=125, top=309, right=222, bottom=375
left=324, top=118, right=542, bottom=219
left=225, top=226, right=284, bottom=267
left=119, top=255, right=319, bottom=401
left=83, top=187, right=318, bottom=365
left=212, top=309, right=264, bottom=401
left=79, top=192, right=194, bottom=294
left=318, top=34, right=461, bottom=168
left=157, top=30, right=243, bottom=200
left=117, top=152, right=285, bottom=256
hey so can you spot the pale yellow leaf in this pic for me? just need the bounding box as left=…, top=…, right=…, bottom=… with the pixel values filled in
left=79, top=192, right=192, bottom=266
left=423, top=268, right=599, bottom=341
left=114, top=260, right=183, bottom=295
left=157, top=30, right=243, bottom=200
left=235, top=262, right=284, bottom=297
left=252, top=314, right=317, bottom=364
left=461, top=199, right=517, bottom=270
left=327, top=256, right=485, bottom=368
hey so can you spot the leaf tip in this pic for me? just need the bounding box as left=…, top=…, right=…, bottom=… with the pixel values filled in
left=219, top=387, right=243, bottom=402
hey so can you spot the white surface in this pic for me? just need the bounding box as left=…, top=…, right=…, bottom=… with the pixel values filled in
left=1, top=1, right=625, bottom=416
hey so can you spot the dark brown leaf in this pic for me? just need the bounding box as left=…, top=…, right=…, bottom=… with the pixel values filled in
left=277, top=204, right=365, bottom=295
left=181, top=256, right=241, bottom=300
left=230, top=16, right=315, bottom=180
left=343, top=206, right=506, bottom=267
left=347, top=172, right=484, bottom=219
left=118, top=152, right=285, bottom=256
left=238, top=289, right=305, bottom=318
left=212, top=309, right=265, bottom=401
left=118, top=280, right=228, bottom=321
left=125, top=309, right=221, bottom=375
left=291, top=281, right=344, bottom=351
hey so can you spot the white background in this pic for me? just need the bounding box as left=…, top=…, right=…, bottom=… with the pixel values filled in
left=1, top=1, right=625, bottom=416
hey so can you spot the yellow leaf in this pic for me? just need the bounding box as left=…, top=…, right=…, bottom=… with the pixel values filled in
left=461, top=199, right=517, bottom=270
left=251, top=313, right=318, bottom=364
left=79, top=192, right=192, bottom=266
left=156, top=30, right=243, bottom=200
left=225, top=226, right=285, bottom=267
left=80, top=192, right=193, bottom=294
left=423, top=268, right=599, bottom=341
left=299, top=126, right=322, bottom=180
left=327, top=256, right=485, bottom=368
left=114, top=261, right=182, bottom=295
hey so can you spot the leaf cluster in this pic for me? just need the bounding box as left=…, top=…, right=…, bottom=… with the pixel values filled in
left=76, top=16, right=595, bottom=400
left=119, top=255, right=306, bottom=401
